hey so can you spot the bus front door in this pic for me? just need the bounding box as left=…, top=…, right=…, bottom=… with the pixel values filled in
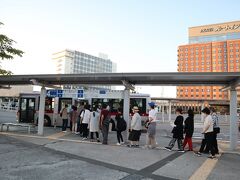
left=19, top=98, right=35, bottom=123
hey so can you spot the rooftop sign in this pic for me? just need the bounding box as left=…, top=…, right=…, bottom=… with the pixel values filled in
left=189, top=21, right=240, bottom=37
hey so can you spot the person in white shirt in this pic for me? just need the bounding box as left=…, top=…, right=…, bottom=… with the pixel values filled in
left=128, top=106, right=142, bottom=147
left=146, top=102, right=157, bottom=149
left=197, top=107, right=216, bottom=159
left=80, top=105, right=91, bottom=140
left=89, top=107, right=100, bottom=142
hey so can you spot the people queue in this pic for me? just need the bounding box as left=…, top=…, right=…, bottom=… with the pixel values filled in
left=60, top=102, right=220, bottom=159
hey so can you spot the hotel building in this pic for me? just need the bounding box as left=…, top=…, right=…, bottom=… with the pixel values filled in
left=177, top=21, right=240, bottom=101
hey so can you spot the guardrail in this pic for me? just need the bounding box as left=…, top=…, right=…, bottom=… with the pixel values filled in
left=156, top=112, right=234, bottom=124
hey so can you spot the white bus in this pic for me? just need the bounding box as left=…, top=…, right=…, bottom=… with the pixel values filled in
left=17, top=90, right=151, bottom=127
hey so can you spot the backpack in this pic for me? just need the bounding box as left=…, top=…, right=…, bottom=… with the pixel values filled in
left=117, top=116, right=127, bottom=131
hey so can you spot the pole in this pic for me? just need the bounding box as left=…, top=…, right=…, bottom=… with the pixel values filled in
left=38, top=87, right=46, bottom=135
left=168, top=101, right=172, bottom=121
left=230, top=88, right=238, bottom=150
left=123, top=89, right=130, bottom=139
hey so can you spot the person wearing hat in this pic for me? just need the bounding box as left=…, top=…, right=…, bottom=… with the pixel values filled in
left=128, top=106, right=142, bottom=147
left=145, top=102, right=157, bottom=149
left=165, top=108, right=184, bottom=152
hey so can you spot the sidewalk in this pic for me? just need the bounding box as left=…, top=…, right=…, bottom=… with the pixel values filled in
left=1, top=124, right=240, bottom=180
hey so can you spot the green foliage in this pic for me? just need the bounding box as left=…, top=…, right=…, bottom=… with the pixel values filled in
left=0, top=22, right=24, bottom=75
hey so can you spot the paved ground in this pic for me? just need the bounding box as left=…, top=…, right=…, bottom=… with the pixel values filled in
left=0, top=125, right=240, bottom=180
left=1, top=111, right=240, bottom=180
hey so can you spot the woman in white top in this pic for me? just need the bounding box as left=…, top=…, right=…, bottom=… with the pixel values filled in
left=146, top=102, right=157, bottom=149
left=128, top=106, right=142, bottom=147
left=89, top=107, right=100, bottom=142
left=80, top=105, right=91, bottom=140
left=201, top=107, right=216, bottom=159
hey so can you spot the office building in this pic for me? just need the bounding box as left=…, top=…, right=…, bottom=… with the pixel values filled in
left=52, top=49, right=117, bottom=89
left=177, top=21, right=240, bottom=100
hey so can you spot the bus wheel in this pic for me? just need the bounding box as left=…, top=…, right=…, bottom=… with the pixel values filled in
left=44, top=115, right=51, bottom=127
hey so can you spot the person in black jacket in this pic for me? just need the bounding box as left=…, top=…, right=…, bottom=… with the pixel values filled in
left=183, top=109, right=194, bottom=151
left=115, top=108, right=126, bottom=145
left=165, top=108, right=184, bottom=152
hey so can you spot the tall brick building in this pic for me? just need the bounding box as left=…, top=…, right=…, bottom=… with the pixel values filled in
left=177, top=21, right=240, bottom=100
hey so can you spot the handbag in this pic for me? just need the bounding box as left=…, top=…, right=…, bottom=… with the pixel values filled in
left=144, top=120, right=150, bottom=129
left=214, top=127, right=220, bottom=134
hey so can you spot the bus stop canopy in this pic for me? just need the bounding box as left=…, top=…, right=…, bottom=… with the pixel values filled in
left=0, top=72, right=239, bottom=150
left=0, top=72, right=240, bottom=87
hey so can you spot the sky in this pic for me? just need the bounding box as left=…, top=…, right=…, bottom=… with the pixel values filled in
left=1, top=0, right=240, bottom=97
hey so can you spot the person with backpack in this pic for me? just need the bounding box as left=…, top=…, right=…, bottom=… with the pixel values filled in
left=115, top=108, right=126, bottom=145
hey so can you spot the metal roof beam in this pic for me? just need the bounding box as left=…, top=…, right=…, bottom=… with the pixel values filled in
left=220, top=77, right=240, bottom=91
left=121, top=80, right=135, bottom=91
left=30, top=79, right=61, bottom=89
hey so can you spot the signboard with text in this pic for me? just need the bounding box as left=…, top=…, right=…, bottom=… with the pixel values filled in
left=189, top=21, right=240, bottom=37
left=46, top=89, right=84, bottom=98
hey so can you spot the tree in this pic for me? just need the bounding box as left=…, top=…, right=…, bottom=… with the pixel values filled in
left=0, top=22, right=24, bottom=75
